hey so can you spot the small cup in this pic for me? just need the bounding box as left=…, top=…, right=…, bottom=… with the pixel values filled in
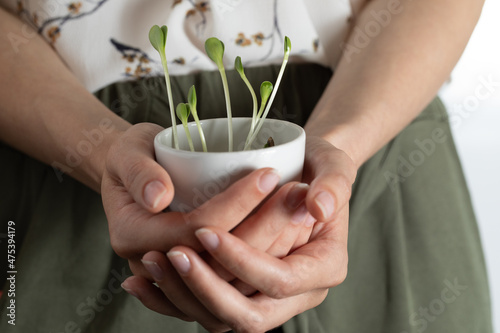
left=154, top=117, right=305, bottom=212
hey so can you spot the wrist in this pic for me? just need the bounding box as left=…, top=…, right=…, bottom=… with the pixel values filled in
left=305, top=121, right=367, bottom=170
left=53, top=111, right=131, bottom=193
left=88, top=123, right=129, bottom=191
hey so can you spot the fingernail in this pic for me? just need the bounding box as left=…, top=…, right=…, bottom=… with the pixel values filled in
left=144, top=180, right=167, bottom=209
left=258, top=170, right=280, bottom=193
left=195, top=228, right=220, bottom=251
left=305, top=213, right=316, bottom=227
left=121, top=280, right=140, bottom=299
left=286, top=183, right=309, bottom=210
left=291, top=203, right=309, bottom=225
left=314, top=191, right=334, bottom=220
left=141, top=259, right=165, bottom=282
left=167, top=251, right=191, bottom=276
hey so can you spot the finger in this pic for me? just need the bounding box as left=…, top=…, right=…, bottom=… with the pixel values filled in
left=231, top=182, right=310, bottom=257
left=265, top=214, right=314, bottom=258
left=291, top=214, right=316, bottom=250
left=204, top=182, right=310, bottom=283
left=194, top=208, right=348, bottom=299
left=187, top=167, right=280, bottom=229
left=120, top=276, right=193, bottom=321
left=104, top=168, right=280, bottom=258
left=128, top=258, right=150, bottom=280
left=303, top=136, right=357, bottom=221
left=167, top=246, right=329, bottom=332
left=104, top=123, right=174, bottom=213
left=141, top=251, right=230, bottom=332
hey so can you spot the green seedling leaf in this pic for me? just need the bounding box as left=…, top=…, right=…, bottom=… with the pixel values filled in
left=188, top=85, right=197, bottom=110
left=260, top=81, right=273, bottom=108
left=161, top=25, right=168, bottom=43
left=176, top=103, right=195, bottom=152
left=234, top=56, right=244, bottom=75
left=187, top=86, right=208, bottom=152
left=176, top=103, right=190, bottom=122
left=284, top=36, right=291, bottom=57
left=255, top=81, right=273, bottom=121
left=149, top=25, right=165, bottom=52
left=205, top=37, right=225, bottom=67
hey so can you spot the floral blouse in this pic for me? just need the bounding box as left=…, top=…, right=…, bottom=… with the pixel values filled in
left=1, top=0, right=353, bottom=92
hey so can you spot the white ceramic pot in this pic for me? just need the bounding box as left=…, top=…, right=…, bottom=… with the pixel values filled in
left=154, top=117, right=305, bottom=212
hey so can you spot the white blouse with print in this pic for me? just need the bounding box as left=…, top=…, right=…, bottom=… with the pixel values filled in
left=1, top=0, right=354, bottom=92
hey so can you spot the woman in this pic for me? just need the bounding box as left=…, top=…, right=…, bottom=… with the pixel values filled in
left=0, top=0, right=492, bottom=332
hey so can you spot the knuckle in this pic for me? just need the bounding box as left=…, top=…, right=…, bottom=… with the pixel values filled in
left=336, top=173, right=353, bottom=199
left=314, top=289, right=330, bottom=307
left=224, top=248, right=250, bottom=273
left=109, top=233, right=128, bottom=258
left=108, top=219, right=134, bottom=259
left=328, top=253, right=348, bottom=287
left=123, top=159, right=148, bottom=190
left=266, top=214, right=285, bottom=235
left=268, top=273, right=299, bottom=299
left=220, top=194, right=253, bottom=222
left=232, top=194, right=251, bottom=215
left=313, top=148, right=333, bottom=167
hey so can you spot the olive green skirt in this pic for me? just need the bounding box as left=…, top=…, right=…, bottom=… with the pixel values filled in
left=0, top=64, right=492, bottom=332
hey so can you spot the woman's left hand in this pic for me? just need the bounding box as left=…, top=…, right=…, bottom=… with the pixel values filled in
left=122, top=136, right=356, bottom=332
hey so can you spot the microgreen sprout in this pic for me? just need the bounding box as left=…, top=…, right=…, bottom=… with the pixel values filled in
left=188, top=85, right=207, bottom=152
left=245, top=36, right=291, bottom=150
left=257, top=81, right=273, bottom=120
left=176, top=103, right=195, bottom=152
left=151, top=26, right=292, bottom=153
left=244, top=80, right=273, bottom=147
left=149, top=25, right=179, bottom=149
left=205, top=37, right=233, bottom=151
left=235, top=56, right=258, bottom=133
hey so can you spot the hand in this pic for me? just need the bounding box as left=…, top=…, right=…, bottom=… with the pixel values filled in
left=122, top=136, right=357, bottom=332
left=101, top=123, right=293, bottom=280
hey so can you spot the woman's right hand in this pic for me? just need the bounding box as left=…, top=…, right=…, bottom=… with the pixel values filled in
left=100, top=123, right=312, bottom=281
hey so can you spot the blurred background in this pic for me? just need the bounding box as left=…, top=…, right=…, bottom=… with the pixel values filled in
left=439, top=0, right=500, bottom=330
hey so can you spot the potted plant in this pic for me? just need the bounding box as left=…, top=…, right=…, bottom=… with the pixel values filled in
left=149, top=25, right=305, bottom=212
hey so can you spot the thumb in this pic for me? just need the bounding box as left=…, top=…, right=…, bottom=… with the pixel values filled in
left=304, top=136, right=357, bottom=222
left=104, top=123, right=174, bottom=213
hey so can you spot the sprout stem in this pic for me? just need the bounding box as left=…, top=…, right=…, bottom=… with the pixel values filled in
left=244, top=58, right=287, bottom=150
left=235, top=57, right=258, bottom=146
left=206, top=38, right=233, bottom=151
left=176, top=103, right=195, bottom=152
left=191, top=108, right=208, bottom=152
left=241, top=75, right=258, bottom=134
left=218, top=66, right=233, bottom=152
left=160, top=53, right=179, bottom=149
left=182, top=122, right=195, bottom=152
left=187, top=86, right=207, bottom=152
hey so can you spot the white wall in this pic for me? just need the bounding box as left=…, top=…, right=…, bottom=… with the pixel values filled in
left=439, top=0, right=500, bottom=330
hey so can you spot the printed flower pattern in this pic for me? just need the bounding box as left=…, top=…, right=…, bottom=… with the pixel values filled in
left=15, top=0, right=109, bottom=46
left=68, top=2, right=82, bottom=14
left=186, top=1, right=209, bottom=17
left=110, top=39, right=156, bottom=79
left=110, top=38, right=191, bottom=79
left=233, top=0, right=320, bottom=62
